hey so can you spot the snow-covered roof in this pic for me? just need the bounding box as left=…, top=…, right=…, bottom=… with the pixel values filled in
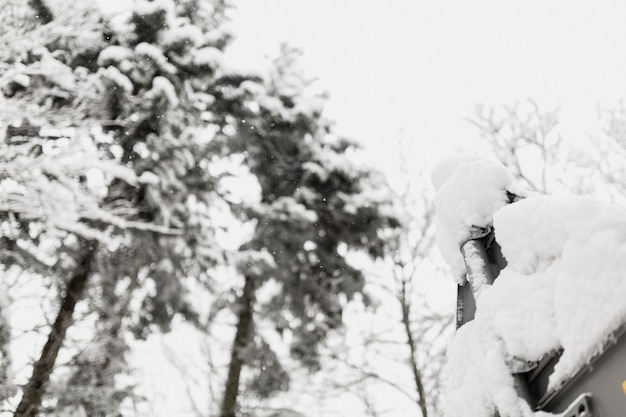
left=433, top=154, right=626, bottom=417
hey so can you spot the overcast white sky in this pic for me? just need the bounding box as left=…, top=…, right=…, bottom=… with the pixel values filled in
left=227, top=0, right=626, bottom=174
left=97, top=0, right=626, bottom=174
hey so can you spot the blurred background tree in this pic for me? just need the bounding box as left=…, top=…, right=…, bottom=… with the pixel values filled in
left=470, top=99, right=626, bottom=207
left=212, top=42, right=401, bottom=416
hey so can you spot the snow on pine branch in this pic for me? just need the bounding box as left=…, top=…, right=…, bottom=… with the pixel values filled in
left=433, top=153, right=626, bottom=417
left=0, top=138, right=179, bottom=246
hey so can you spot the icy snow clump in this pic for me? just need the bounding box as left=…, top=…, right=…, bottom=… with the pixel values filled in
left=432, top=153, right=517, bottom=282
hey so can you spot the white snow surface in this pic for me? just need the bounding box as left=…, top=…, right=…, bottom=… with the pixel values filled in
left=434, top=155, right=626, bottom=417
left=192, top=47, right=223, bottom=69
left=495, top=195, right=626, bottom=388
left=135, top=43, right=177, bottom=74
left=432, top=154, right=516, bottom=282
left=161, top=24, right=204, bottom=49
left=133, top=0, right=175, bottom=21
left=97, top=46, right=134, bottom=68
left=99, top=66, right=134, bottom=93
left=235, top=248, right=277, bottom=278
left=150, top=76, right=178, bottom=107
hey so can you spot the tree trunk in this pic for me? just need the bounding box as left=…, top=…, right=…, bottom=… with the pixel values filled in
left=220, top=275, right=255, bottom=417
left=14, top=242, right=96, bottom=417
left=400, top=281, right=428, bottom=417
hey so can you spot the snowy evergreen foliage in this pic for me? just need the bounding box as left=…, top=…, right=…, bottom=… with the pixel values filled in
left=1, top=0, right=232, bottom=414
left=210, top=44, right=399, bottom=415
left=1, top=1, right=400, bottom=416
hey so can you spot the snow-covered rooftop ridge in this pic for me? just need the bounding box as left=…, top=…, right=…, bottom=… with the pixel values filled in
left=433, top=154, right=626, bottom=417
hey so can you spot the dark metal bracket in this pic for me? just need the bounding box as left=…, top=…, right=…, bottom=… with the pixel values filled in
left=559, top=394, right=594, bottom=417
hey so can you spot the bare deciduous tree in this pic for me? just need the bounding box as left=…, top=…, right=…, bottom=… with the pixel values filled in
left=469, top=99, right=561, bottom=193
left=470, top=98, right=626, bottom=207
left=311, top=139, right=453, bottom=417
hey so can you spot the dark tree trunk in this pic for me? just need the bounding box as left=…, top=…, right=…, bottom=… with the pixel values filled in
left=27, top=0, right=54, bottom=24
left=220, top=275, right=255, bottom=417
left=14, top=242, right=96, bottom=417
left=400, top=281, right=428, bottom=417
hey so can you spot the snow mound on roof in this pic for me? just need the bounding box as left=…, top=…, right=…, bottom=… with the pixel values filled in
left=445, top=320, right=550, bottom=417
left=494, top=196, right=626, bottom=388
left=494, top=196, right=601, bottom=274
left=432, top=153, right=515, bottom=282
left=496, top=195, right=626, bottom=388
left=435, top=155, right=626, bottom=417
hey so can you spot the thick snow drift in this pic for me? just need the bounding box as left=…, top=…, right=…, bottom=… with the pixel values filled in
left=433, top=154, right=626, bottom=417
left=495, top=195, right=626, bottom=388
left=432, top=154, right=519, bottom=283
